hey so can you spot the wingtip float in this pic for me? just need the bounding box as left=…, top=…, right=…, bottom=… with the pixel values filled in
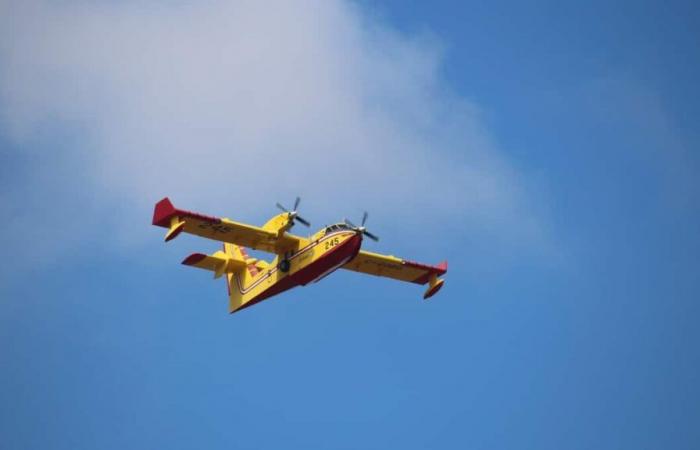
left=152, top=196, right=447, bottom=314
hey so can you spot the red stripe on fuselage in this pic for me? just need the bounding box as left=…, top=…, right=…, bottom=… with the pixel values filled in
left=231, top=232, right=361, bottom=311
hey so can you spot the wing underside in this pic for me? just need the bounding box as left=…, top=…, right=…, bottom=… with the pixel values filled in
left=342, top=250, right=447, bottom=299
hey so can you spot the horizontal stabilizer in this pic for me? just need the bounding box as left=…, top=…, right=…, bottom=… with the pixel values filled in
left=182, top=251, right=248, bottom=279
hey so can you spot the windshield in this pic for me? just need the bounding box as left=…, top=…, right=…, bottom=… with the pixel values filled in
left=324, top=223, right=351, bottom=234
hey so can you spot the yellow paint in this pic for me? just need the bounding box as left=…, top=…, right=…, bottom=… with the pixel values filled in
left=226, top=229, right=356, bottom=313
left=159, top=201, right=446, bottom=313
left=164, top=216, right=185, bottom=241
left=261, top=213, right=293, bottom=237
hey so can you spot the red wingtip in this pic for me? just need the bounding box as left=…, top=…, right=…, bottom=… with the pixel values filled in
left=407, top=259, right=448, bottom=284
left=182, top=253, right=207, bottom=266
left=153, top=197, right=177, bottom=227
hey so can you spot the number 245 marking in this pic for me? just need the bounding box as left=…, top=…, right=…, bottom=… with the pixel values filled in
left=325, top=237, right=340, bottom=250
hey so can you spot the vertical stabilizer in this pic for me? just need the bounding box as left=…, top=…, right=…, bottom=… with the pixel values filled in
left=223, top=243, right=263, bottom=314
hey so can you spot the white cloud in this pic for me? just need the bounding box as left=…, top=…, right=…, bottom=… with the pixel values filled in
left=0, top=0, right=545, bottom=260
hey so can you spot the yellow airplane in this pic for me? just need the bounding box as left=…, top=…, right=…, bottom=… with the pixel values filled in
left=153, top=197, right=447, bottom=314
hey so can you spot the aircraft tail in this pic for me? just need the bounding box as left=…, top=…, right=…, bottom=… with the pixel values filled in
left=181, top=243, right=265, bottom=314
left=223, top=243, right=266, bottom=314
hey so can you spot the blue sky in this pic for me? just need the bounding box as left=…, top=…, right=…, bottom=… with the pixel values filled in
left=1, top=1, right=699, bottom=449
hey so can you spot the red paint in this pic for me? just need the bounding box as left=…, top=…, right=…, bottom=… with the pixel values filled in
left=152, top=197, right=222, bottom=227
left=152, top=197, right=176, bottom=226
left=297, top=233, right=362, bottom=286
left=238, top=246, right=260, bottom=277
left=181, top=253, right=207, bottom=265
left=409, top=260, right=448, bottom=284
left=232, top=234, right=363, bottom=313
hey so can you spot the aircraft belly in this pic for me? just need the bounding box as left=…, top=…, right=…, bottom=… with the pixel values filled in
left=298, top=233, right=362, bottom=286
left=242, top=233, right=362, bottom=306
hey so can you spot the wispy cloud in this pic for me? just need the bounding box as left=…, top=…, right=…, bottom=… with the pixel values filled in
left=0, top=0, right=545, bottom=260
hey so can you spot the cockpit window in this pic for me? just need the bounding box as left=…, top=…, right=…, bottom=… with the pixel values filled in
left=325, top=223, right=350, bottom=234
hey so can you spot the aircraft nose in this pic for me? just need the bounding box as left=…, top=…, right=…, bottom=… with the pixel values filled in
left=348, top=232, right=363, bottom=252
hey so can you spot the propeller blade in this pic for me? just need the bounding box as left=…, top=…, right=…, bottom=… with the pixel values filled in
left=294, top=196, right=301, bottom=211
left=276, top=202, right=288, bottom=212
left=361, top=211, right=368, bottom=227
left=344, top=218, right=357, bottom=228
left=295, top=215, right=311, bottom=227
left=363, top=230, right=379, bottom=242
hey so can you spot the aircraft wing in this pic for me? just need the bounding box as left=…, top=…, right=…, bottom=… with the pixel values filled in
left=152, top=197, right=302, bottom=253
left=342, top=250, right=447, bottom=299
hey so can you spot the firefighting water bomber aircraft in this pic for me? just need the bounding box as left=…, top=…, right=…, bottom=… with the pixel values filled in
left=153, top=197, right=447, bottom=314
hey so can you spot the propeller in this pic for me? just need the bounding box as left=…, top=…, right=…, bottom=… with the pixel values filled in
left=276, top=196, right=311, bottom=227
left=344, top=211, right=379, bottom=241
